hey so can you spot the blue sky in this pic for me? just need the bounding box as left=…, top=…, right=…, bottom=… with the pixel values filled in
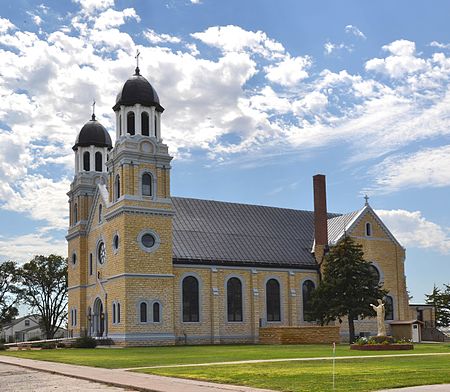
left=0, top=0, right=449, bottom=302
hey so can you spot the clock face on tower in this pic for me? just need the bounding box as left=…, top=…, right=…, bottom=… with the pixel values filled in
left=98, top=241, right=106, bottom=264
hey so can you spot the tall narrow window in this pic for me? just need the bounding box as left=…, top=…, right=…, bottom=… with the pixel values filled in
left=154, top=116, right=158, bottom=137
left=83, top=151, right=90, bottom=171
left=140, top=302, right=147, bottom=322
left=266, top=279, right=281, bottom=322
left=385, top=295, right=394, bottom=320
left=74, top=203, right=78, bottom=223
left=127, top=112, right=135, bottom=135
left=115, top=175, right=120, bottom=201
left=98, top=204, right=102, bottom=223
left=89, top=253, right=93, bottom=276
left=182, top=276, right=199, bottom=322
left=366, top=222, right=372, bottom=236
left=227, top=278, right=243, bottom=322
left=141, top=112, right=149, bottom=136
left=142, top=173, right=152, bottom=196
left=95, top=152, right=102, bottom=172
left=112, top=303, right=116, bottom=324
left=302, top=280, right=315, bottom=322
left=117, top=303, right=121, bottom=323
left=369, top=264, right=380, bottom=285
left=119, top=114, right=122, bottom=135
left=153, top=302, right=160, bottom=322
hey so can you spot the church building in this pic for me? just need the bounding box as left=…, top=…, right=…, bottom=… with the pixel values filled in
left=67, top=66, right=411, bottom=345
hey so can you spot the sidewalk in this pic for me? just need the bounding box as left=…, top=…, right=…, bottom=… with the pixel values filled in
left=0, top=355, right=274, bottom=392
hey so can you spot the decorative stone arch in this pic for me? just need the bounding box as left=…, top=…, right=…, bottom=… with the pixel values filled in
left=92, top=297, right=105, bottom=337
left=180, top=272, right=203, bottom=323
left=263, top=276, right=284, bottom=324
left=224, top=274, right=246, bottom=323
left=138, top=168, right=157, bottom=199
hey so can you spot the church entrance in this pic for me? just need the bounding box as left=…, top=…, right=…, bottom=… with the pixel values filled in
left=93, top=298, right=105, bottom=337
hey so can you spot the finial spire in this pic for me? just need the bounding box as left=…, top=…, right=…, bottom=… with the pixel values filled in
left=134, top=49, right=141, bottom=75
left=91, top=99, right=96, bottom=120
left=364, top=194, right=369, bottom=206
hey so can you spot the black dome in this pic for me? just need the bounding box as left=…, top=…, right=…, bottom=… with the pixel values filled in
left=113, top=67, right=164, bottom=112
left=73, top=115, right=113, bottom=150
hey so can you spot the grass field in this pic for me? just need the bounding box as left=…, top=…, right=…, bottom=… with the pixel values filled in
left=2, top=343, right=449, bottom=391
left=137, top=354, right=450, bottom=392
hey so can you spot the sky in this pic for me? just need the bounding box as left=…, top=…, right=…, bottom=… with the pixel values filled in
left=0, top=0, right=449, bottom=303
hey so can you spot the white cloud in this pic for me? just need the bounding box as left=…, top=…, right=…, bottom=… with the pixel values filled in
left=0, top=231, right=66, bottom=263
left=345, top=25, right=366, bottom=39
left=324, top=41, right=352, bottom=55
left=377, top=209, right=450, bottom=254
left=74, top=0, right=114, bottom=14
left=190, top=0, right=202, bottom=4
left=430, top=41, right=450, bottom=50
left=365, top=39, right=428, bottom=78
left=191, top=25, right=285, bottom=58
left=370, top=145, right=450, bottom=193
left=0, top=17, right=15, bottom=33
left=265, top=55, right=311, bottom=87
left=143, top=29, right=181, bottom=44
left=94, top=8, right=140, bottom=30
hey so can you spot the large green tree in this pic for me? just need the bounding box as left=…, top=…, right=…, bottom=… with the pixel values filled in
left=426, top=284, right=450, bottom=327
left=0, top=261, right=22, bottom=325
left=19, top=255, right=68, bottom=339
left=311, top=236, right=388, bottom=343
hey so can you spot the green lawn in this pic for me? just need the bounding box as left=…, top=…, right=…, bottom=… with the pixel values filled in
left=0, top=343, right=449, bottom=369
left=138, top=355, right=450, bottom=392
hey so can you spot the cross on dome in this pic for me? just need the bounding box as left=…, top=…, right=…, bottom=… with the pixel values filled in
left=134, top=49, right=141, bottom=75
left=92, top=99, right=96, bottom=120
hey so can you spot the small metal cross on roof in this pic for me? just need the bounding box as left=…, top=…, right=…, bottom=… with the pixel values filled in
left=364, top=194, right=369, bottom=205
left=91, top=99, right=96, bottom=120
left=135, top=49, right=141, bottom=68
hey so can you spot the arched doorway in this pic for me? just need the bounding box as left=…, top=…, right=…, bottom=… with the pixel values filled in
left=93, top=298, right=105, bottom=337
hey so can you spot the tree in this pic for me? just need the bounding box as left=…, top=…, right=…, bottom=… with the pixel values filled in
left=0, top=261, right=22, bottom=325
left=310, top=236, right=388, bottom=343
left=18, top=255, right=67, bottom=339
left=426, top=284, right=450, bottom=327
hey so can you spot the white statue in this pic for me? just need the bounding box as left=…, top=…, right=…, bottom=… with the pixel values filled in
left=370, top=299, right=386, bottom=336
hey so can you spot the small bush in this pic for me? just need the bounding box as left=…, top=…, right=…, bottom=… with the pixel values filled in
left=73, top=336, right=97, bottom=348
left=0, top=343, right=7, bottom=351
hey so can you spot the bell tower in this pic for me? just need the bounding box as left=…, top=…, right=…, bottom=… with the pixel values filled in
left=67, top=112, right=112, bottom=337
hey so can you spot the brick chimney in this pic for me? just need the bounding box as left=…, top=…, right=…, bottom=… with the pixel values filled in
left=313, top=174, right=328, bottom=247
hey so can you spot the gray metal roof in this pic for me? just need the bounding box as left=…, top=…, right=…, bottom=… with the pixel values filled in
left=171, top=197, right=340, bottom=269
left=327, top=210, right=361, bottom=244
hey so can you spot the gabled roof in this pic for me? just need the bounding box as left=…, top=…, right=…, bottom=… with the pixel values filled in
left=171, top=197, right=338, bottom=269
left=0, top=314, right=40, bottom=329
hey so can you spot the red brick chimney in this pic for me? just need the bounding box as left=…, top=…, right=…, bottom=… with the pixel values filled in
left=313, top=174, right=328, bottom=247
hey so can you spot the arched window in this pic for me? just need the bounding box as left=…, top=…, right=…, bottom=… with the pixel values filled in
left=115, top=175, right=120, bottom=201
left=112, top=303, right=116, bottom=324
left=366, top=222, right=372, bottom=236
left=117, top=303, right=121, bottom=323
left=182, top=276, right=199, bottom=322
left=369, top=264, right=380, bottom=285
left=385, top=295, right=394, bottom=320
left=154, top=115, right=158, bottom=137
left=142, top=173, right=152, bottom=196
left=98, top=204, right=102, bottom=223
left=140, top=302, right=147, bottom=323
left=141, top=112, right=149, bottom=136
left=89, top=253, right=93, bottom=276
left=153, top=302, right=160, bottom=322
left=119, top=114, right=122, bottom=135
left=83, top=151, right=90, bottom=171
left=266, top=279, right=281, bottom=322
left=127, top=111, right=135, bottom=135
left=227, top=278, right=243, bottom=322
left=302, top=280, right=315, bottom=322
left=74, top=203, right=78, bottom=223
left=95, top=152, right=102, bottom=172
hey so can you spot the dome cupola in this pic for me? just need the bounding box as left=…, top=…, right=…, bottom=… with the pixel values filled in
left=73, top=114, right=112, bottom=151
left=113, top=67, right=164, bottom=113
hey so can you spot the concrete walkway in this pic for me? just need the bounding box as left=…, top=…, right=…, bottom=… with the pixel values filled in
left=0, top=355, right=274, bottom=392
left=380, top=385, right=450, bottom=391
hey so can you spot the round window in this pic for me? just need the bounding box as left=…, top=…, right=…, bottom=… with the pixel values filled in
left=98, top=241, right=106, bottom=264
left=113, top=234, right=119, bottom=250
left=141, top=233, right=155, bottom=248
